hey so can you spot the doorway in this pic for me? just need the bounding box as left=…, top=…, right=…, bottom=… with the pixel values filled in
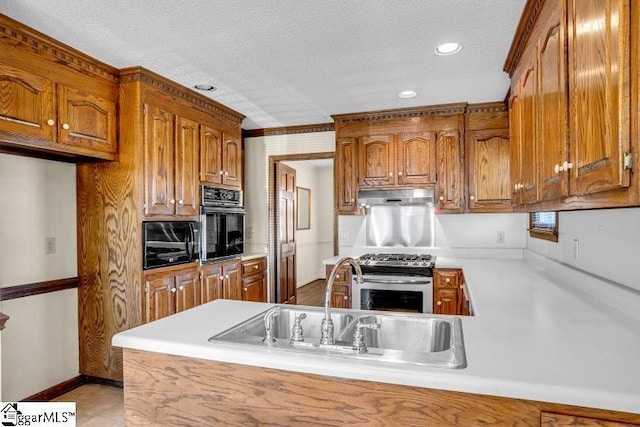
left=268, top=152, right=335, bottom=304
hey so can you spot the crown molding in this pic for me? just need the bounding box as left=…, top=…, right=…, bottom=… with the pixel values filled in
left=119, top=67, right=245, bottom=124
left=503, top=0, right=545, bottom=76
left=332, top=103, right=468, bottom=124
left=243, top=123, right=334, bottom=138
left=466, top=102, right=508, bottom=114
left=0, top=14, right=118, bottom=82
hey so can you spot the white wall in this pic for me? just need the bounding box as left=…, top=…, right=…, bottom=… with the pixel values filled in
left=282, top=161, right=334, bottom=287
left=339, top=213, right=528, bottom=258
left=0, top=154, right=78, bottom=400
left=527, top=207, right=640, bottom=292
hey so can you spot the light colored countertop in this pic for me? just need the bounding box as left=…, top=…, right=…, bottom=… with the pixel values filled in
left=113, top=257, right=640, bottom=414
left=240, top=252, right=267, bottom=261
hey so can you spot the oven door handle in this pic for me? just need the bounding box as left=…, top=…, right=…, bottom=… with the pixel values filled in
left=362, top=278, right=432, bottom=285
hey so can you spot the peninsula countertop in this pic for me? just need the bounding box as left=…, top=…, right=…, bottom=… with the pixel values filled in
left=113, top=257, right=640, bottom=414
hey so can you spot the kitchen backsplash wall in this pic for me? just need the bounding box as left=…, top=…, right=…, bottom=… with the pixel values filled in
left=527, top=207, right=640, bottom=292
left=339, top=213, right=528, bottom=258
left=0, top=154, right=79, bottom=401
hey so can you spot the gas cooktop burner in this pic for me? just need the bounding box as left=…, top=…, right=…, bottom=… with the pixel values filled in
left=357, top=253, right=434, bottom=267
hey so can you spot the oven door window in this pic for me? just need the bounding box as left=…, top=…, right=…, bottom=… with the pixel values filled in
left=203, top=210, right=244, bottom=260
left=360, top=289, right=423, bottom=313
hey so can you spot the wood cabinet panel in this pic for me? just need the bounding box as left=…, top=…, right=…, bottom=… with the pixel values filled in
left=57, top=84, right=117, bottom=154
left=174, top=116, right=199, bottom=216
left=336, top=137, right=360, bottom=214
left=221, top=132, right=242, bottom=188
left=434, top=287, right=458, bottom=315
left=222, top=261, right=243, bottom=301
left=175, top=270, right=200, bottom=313
left=396, top=131, right=436, bottom=185
left=359, top=134, right=394, bottom=187
left=241, top=257, right=265, bottom=276
left=538, top=6, right=569, bottom=202
left=521, top=65, right=539, bottom=204
left=436, top=130, right=464, bottom=213
left=199, top=125, right=222, bottom=184
left=242, top=274, right=266, bottom=303
left=0, top=63, right=55, bottom=142
left=326, top=265, right=352, bottom=309
left=568, top=0, right=631, bottom=196
left=467, top=129, right=512, bottom=212
left=509, top=93, right=524, bottom=206
left=144, top=275, right=175, bottom=323
left=200, top=264, right=224, bottom=304
left=144, top=104, right=175, bottom=216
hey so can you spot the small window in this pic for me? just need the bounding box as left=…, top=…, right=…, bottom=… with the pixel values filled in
left=529, top=211, right=558, bottom=242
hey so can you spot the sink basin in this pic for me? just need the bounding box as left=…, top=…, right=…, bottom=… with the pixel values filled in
left=209, top=306, right=466, bottom=369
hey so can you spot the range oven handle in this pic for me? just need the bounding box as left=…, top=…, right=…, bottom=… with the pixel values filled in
left=362, top=278, right=432, bottom=285
left=201, top=206, right=246, bottom=215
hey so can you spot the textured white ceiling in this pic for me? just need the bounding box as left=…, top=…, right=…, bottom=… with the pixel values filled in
left=0, top=1, right=525, bottom=129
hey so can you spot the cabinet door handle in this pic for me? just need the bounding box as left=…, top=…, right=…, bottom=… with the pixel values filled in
left=47, top=119, right=55, bottom=126
left=178, top=285, right=184, bottom=291
left=470, top=195, right=476, bottom=201
left=169, top=199, right=176, bottom=205
left=350, top=198, right=355, bottom=203
left=170, top=287, right=177, bottom=293
left=243, top=288, right=248, bottom=292
left=178, top=199, right=184, bottom=205
left=563, top=161, right=574, bottom=170
left=225, top=274, right=230, bottom=279
left=388, top=172, right=393, bottom=177
left=219, top=170, right=224, bottom=175
left=437, top=301, right=442, bottom=306
left=254, top=265, right=259, bottom=269
left=62, top=123, right=70, bottom=130
left=343, top=295, right=348, bottom=301
left=225, top=171, right=229, bottom=176
left=439, top=195, right=444, bottom=201
left=335, top=274, right=340, bottom=279
left=398, top=171, right=403, bottom=176
left=445, top=278, right=451, bottom=283
left=554, top=164, right=564, bottom=173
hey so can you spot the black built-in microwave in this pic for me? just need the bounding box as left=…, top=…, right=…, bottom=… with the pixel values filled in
left=200, top=186, right=245, bottom=263
left=143, top=221, right=200, bottom=270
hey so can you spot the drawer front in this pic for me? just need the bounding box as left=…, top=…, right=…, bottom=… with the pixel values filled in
left=242, top=257, right=266, bottom=276
left=434, top=269, right=460, bottom=288
left=325, top=265, right=352, bottom=285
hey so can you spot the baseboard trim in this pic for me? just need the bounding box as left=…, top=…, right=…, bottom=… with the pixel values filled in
left=84, top=375, right=123, bottom=389
left=22, top=375, right=84, bottom=401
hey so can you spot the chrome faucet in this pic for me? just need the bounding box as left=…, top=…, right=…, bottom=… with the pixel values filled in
left=263, top=306, right=281, bottom=343
left=321, top=257, right=364, bottom=345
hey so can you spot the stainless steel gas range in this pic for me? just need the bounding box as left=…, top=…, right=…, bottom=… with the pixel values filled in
left=353, top=253, right=435, bottom=314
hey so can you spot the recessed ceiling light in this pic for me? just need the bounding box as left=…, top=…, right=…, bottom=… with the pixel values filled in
left=435, top=42, right=462, bottom=56
left=398, top=90, right=418, bottom=99
left=194, top=84, right=216, bottom=91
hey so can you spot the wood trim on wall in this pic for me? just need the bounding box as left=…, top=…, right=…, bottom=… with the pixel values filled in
left=503, top=0, right=546, bottom=76
left=243, top=123, right=334, bottom=138
left=267, top=152, right=335, bottom=303
left=332, top=102, right=468, bottom=124
left=22, top=375, right=85, bottom=402
left=0, top=277, right=79, bottom=301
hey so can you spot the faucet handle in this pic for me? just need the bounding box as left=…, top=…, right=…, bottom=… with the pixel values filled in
left=263, top=306, right=281, bottom=343
left=352, top=320, right=381, bottom=352
left=290, top=313, right=307, bottom=342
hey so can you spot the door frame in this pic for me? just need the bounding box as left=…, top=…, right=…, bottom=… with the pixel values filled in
left=267, top=152, right=335, bottom=303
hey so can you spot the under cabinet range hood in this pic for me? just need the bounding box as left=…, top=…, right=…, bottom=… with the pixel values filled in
left=357, top=188, right=435, bottom=207
left=358, top=189, right=435, bottom=247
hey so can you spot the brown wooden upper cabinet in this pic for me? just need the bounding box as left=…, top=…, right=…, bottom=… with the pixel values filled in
left=436, top=130, right=464, bottom=213
left=200, top=125, right=242, bottom=189
left=336, top=137, right=360, bottom=214
left=359, top=132, right=436, bottom=188
left=0, top=63, right=117, bottom=160
left=505, top=0, right=637, bottom=211
left=143, top=102, right=199, bottom=217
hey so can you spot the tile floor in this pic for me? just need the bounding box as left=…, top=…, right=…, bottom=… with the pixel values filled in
left=53, top=384, right=124, bottom=426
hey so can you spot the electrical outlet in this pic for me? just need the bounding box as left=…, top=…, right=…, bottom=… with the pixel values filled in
left=339, top=231, right=349, bottom=243
left=45, top=237, right=56, bottom=254
left=573, top=239, right=579, bottom=260
left=497, top=231, right=505, bottom=244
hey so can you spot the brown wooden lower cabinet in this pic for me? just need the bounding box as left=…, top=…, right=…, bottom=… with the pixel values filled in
left=433, top=268, right=470, bottom=315
left=326, top=264, right=352, bottom=309
left=123, top=348, right=640, bottom=427
left=144, top=266, right=200, bottom=323
left=241, top=257, right=267, bottom=302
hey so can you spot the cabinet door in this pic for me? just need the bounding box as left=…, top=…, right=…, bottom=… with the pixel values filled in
left=436, top=130, right=464, bottom=213
left=223, top=261, right=243, bottom=301
left=200, top=125, right=223, bottom=184
left=242, top=275, right=266, bottom=302
left=175, top=270, right=200, bottom=313
left=520, top=65, right=539, bottom=204
left=397, top=131, right=437, bottom=185
left=467, top=129, right=512, bottom=212
left=144, top=104, right=175, bottom=215
left=200, top=264, right=224, bottom=304
left=433, top=287, right=458, bottom=315
left=144, top=276, right=176, bottom=323
left=538, top=5, right=569, bottom=202
left=0, top=64, right=55, bottom=143
left=509, top=92, right=524, bottom=206
left=57, top=84, right=117, bottom=154
left=359, top=135, right=394, bottom=187
left=336, top=137, right=360, bottom=214
left=222, top=132, right=242, bottom=188
left=174, top=116, right=199, bottom=216
left=331, top=284, right=351, bottom=309
left=568, top=0, right=631, bottom=195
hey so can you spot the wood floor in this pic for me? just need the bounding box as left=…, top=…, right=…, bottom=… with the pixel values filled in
left=296, top=279, right=325, bottom=306
left=53, top=384, right=124, bottom=426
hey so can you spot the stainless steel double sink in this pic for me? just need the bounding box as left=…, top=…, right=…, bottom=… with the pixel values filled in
left=209, top=306, right=467, bottom=369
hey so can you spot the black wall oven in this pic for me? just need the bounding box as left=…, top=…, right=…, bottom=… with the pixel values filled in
left=143, top=221, right=199, bottom=270
left=200, top=186, right=245, bottom=263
